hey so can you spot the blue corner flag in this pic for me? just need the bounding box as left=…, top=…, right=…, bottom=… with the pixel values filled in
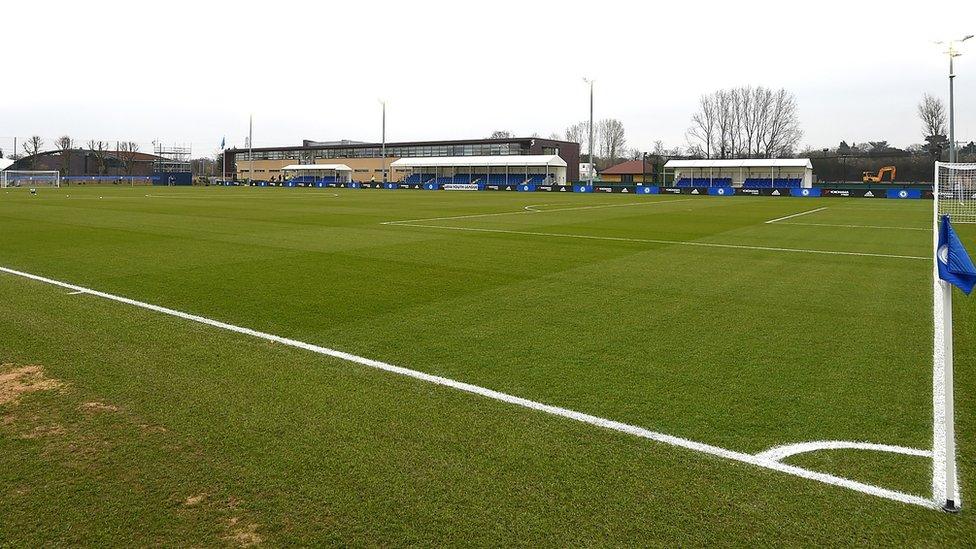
left=938, top=215, right=976, bottom=294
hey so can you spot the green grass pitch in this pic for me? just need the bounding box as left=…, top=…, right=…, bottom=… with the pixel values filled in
left=0, top=185, right=974, bottom=545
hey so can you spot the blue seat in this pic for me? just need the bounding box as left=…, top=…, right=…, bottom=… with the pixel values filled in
left=744, top=178, right=773, bottom=188
left=404, top=173, right=434, bottom=184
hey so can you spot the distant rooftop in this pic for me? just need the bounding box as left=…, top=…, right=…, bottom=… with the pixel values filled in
left=301, top=139, right=368, bottom=147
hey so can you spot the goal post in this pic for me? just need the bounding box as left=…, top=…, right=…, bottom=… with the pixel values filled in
left=0, top=170, right=61, bottom=188
left=932, top=162, right=976, bottom=512
left=936, top=162, right=976, bottom=223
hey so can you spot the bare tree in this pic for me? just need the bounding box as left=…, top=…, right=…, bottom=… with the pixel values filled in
left=597, top=118, right=626, bottom=167
left=713, top=89, right=734, bottom=158
left=22, top=135, right=44, bottom=168
left=87, top=140, right=109, bottom=175
left=687, top=94, right=716, bottom=158
left=762, top=88, right=803, bottom=157
left=738, top=85, right=757, bottom=156
left=688, top=86, right=802, bottom=159
left=53, top=135, right=74, bottom=176
left=652, top=140, right=667, bottom=156
left=117, top=141, right=140, bottom=176
left=547, top=132, right=561, bottom=141
left=918, top=93, right=947, bottom=140
left=489, top=130, right=512, bottom=139
left=564, top=121, right=588, bottom=155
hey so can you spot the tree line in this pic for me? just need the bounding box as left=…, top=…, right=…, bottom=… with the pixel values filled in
left=5, top=135, right=145, bottom=176
left=686, top=86, right=803, bottom=159
left=490, top=122, right=634, bottom=170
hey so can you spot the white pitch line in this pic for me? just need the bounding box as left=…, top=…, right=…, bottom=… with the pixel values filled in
left=755, top=440, right=932, bottom=462
left=0, top=264, right=936, bottom=509
left=66, top=290, right=86, bottom=295
left=774, top=221, right=928, bottom=232
left=382, top=198, right=698, bottom=225
left=765, top=207, right=828, bottom=224
left=389, top=223, right=927, bottom=261
left=523, top=203, right=559, bottom=212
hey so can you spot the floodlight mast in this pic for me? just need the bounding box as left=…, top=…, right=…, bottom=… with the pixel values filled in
left=380, top=100, right=387, bottom=183
left=583, top=78, right=594, bottom=187
left=938, top=35, right=973, bottom=163
left=248, top=114, right=254, bottom=184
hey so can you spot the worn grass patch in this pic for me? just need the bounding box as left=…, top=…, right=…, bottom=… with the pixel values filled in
left=0, top=364, right=64, bottom=406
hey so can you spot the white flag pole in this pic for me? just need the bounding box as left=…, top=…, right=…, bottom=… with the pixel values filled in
left=933, top=161, right=960, bottom=513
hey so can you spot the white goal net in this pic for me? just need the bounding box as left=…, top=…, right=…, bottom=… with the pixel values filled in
left=1, top=170, right=61, bottom=188
left=935, top=162, right=976, bottom=223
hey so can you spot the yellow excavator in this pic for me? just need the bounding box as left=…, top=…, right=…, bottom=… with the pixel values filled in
left=862, top=166, right=896, bottom=183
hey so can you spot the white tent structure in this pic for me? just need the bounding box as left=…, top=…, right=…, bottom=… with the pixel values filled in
left=390, top=155, right=567, bottom=185
left=281, top=164, right=352, bottom=183
left=0, top=158, right=14, bottom=172
left=664, top=159, right=814, bottom=188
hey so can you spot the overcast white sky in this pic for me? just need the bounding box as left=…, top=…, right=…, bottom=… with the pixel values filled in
left=2, top=0, right=974, bottom=157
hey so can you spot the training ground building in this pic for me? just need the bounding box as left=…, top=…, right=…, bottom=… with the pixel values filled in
left=598, top=159, right=657, bottom=184
left=226, top=136, right=580, bottom=184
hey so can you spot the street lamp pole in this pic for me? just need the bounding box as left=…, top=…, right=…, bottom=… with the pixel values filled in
left=380, top=100, right=387, bottom=183
left=248, top=114, right=253, bottom=184
left=938, top=35, right=973, bottom=163
left=583, top=77, right=594, bottom=186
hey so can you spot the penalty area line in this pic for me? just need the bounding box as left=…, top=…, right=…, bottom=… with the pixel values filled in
left=0, top=264, right=937, bottom=509
left=382, top=197, right=699, bottom=225
left=389, top=223, right=927, bottom=261
left=773, top=221, right=928, bottom=232
left=765, top=207, right=828, bottom=224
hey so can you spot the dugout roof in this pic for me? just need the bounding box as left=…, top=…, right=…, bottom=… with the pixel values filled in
left=664, top=159, right=813, bottom=169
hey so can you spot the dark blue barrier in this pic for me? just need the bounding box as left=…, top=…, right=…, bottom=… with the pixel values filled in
left=821, top=188, right=884, bottom=198
left=534, top=185, right=572, bottom=192
left=708, top=187, right=734, bottom=196
left=791, top=188, right=821, bottom=197
left=347, top=182, right=361, bottom=189
left=517, top=184, right=536, bottom=192
left=423, top=183, right=440, bottom=190
left=637, top=186, right=659, bottom=195
left=659, top=187, right=708, bottom=195
left=574, top=185, right=593, bottom=193
left=151, top=172, right=192, bottom=185
left=887, top=189, right=921, bottom=199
